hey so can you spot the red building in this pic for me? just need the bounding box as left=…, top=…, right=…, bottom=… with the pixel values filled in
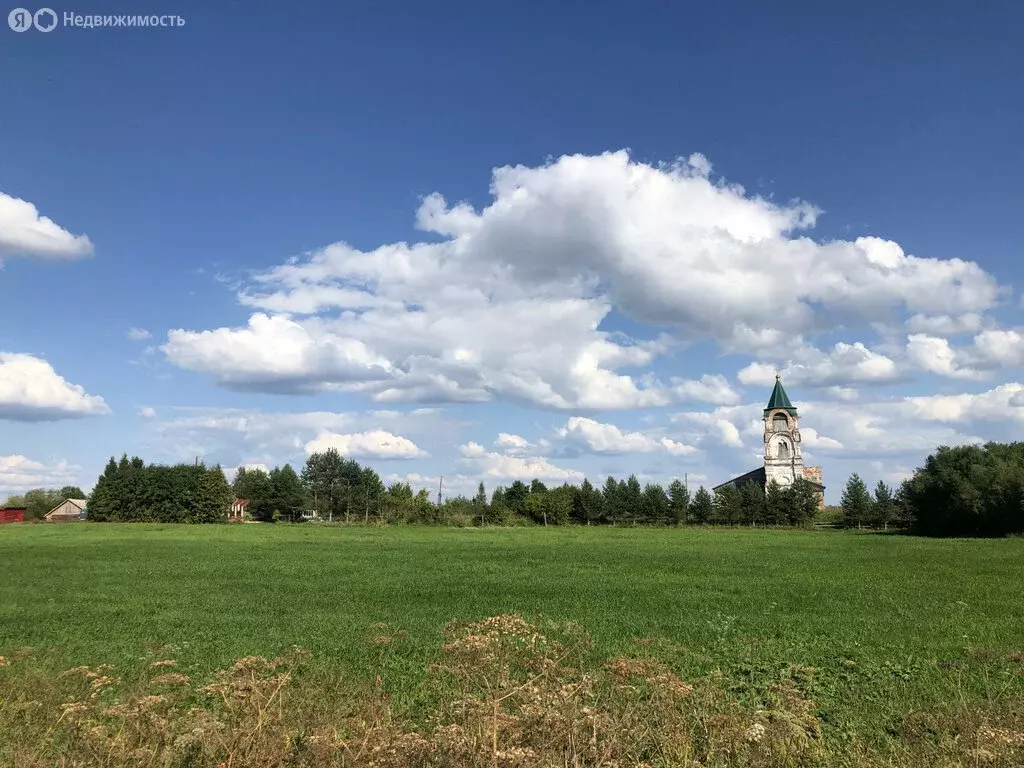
left=0, top=507, right=27, bottom=524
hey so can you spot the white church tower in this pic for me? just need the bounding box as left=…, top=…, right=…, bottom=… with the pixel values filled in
left=713, top=376, right=825, bottom=504
left=763, top=374, right=803, bottom=488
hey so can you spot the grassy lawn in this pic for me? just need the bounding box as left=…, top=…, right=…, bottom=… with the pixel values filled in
left=2, top=523, right=1023, bottom=748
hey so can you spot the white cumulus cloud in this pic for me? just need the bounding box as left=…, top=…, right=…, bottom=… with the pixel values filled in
left=556, top=416, right=697, bottom=456
left=0, top=191, right=93, bottom=259
left=738, top=342, right=900, bottom=388
left=305, top=429, right=427, bottom=459
left=0, top=455, right=81, bottom=493
left=494, top=432, right=532, bottom=456
left=163, top=313, right=394, bottom=393
left=0, top=353, right=110, bottom=421
left=161, top=150, right=1004, bottom=409
left=458, top=441, right=583, bottom=482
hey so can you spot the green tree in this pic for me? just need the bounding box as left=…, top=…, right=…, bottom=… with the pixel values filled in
left=742, top=481, right=767, bottom=526
left=301, top=449, right=348, bottom=521
left=383, top=481, right=415, bottom=523
left=543, top=484, right=575, bottom=525
left=602, top=477, right=623, bottom=524
left=525, top=491, right=547, bottom=525
left=641, top=483, right=670, bottom=524
left=667, top=479, right=690, bottom=525
left=840, top=473, right=872, bottom=529
left=269, top=464, right=306, bottom=521
left=524, top=479, right=550, bottom=525
left=357, top=466, right=386, bottom=523
left=196, top=465, right=233, bottom=523
left=413, top=488, right=440, bottom=523
left=763, top=480, right=787, bottom=525
left=901, top=442, right=1024, bottom=537
left=473, top=482, right=489, bottom=526
left=86, top=456, right=229, bottom=524
left=872, top=480, right=895, bottom=530
left=234, top=466, right=275, bottom=522
left=622, top=474, right=643, bottom=524
left=714, top=484, right=744, bottom=525
left=505, top=480, right=530, bottom=518
left=691, top=486, right=713, bottom=524
left=58, top=485, right=86, bottom=500
left=87, top=456, right=120, bottom=521
left=788, top=477, right=820, bottom=526
left=489, top=485, right=513, bottom=525
left=571, top=478, right=602, bottom=525
left=894, top=479, right=916, bottom=529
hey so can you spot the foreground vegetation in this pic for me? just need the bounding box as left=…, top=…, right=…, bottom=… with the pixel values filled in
left=4, top=614, right=1022, bottom=767
left=1, top=525, right=1022, bottom=765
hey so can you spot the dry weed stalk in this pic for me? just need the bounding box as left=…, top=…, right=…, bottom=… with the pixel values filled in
left=0, top=623, right=1021, bottom=767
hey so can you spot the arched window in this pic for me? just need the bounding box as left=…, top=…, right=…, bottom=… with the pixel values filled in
left=772, top=414, right=788, bottom=433
left=777, top=440, right=790, bottom=460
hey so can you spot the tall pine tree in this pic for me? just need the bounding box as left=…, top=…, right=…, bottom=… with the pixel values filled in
left=872, top=480, right=895, bottom=530
left=691, top=486, right=713, bottom=524
left=841, top=473, right=872, bottom=529
left=667, top=479, right=690, bottom=526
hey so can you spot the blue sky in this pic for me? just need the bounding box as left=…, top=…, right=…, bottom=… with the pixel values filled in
left=2, top=0, right=1022, bottom=503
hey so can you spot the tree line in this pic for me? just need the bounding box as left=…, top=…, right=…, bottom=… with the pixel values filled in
left=11, top=440, right=1023, bottom=536
left=889, top=441, right=1024, bottom=537
left=37, top=447, right=829, bottom=527
left=80, top=450, right=435, bottom=524
left=836, top=441, right=1024, bottom=537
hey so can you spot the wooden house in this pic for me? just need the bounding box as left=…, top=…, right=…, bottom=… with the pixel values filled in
left=45, top=498, right=88, bottom=522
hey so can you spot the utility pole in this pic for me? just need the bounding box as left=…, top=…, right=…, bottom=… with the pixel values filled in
left=437, top=475, right=443, bottom=508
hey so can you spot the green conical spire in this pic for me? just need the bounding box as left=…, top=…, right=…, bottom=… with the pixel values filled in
left=764, top=374, right=798, bottom=415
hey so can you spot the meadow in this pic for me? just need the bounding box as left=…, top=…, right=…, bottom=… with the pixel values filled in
left=1, top=523, right=1023, bottom=766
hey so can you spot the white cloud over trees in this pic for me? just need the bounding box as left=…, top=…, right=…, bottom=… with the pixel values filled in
left=162, top=150, right=1012, bottom=412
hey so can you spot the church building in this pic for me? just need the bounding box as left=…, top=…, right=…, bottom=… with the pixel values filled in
left=712, top=376, right=825, bottom=505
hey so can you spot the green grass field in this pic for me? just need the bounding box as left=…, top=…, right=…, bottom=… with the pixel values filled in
left=2, top=523, right=1023, bottom=749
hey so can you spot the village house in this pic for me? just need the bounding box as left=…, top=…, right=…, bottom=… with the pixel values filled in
left=713, top=376, right=826, bottom=507
left=45, top=498, right=88, bottom=522
left=228, top=498, right=249, bottom=521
